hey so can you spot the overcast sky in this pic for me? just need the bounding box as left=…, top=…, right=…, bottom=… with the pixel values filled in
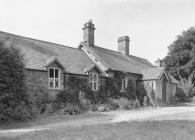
left=0, top=0, right=195, bottom=63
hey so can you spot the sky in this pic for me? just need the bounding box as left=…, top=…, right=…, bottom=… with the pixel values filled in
left=0, top=0, right=195, bottom=63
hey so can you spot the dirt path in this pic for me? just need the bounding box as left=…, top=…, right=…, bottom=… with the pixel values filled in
left=103, top=105, right=195, bottom=122
left=1, top=105, right=195, bottom=137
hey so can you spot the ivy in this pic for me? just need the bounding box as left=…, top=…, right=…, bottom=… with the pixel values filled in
left=63, top=73, right=147, bottom=105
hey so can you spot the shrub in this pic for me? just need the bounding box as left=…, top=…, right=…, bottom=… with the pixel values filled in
left=126, top=79, right=136, bottom=100
left=55, top=89, right=80, bottom=107
left=136, top=82, right=147, bottom=106
left=175, top=87, right=186, bottom=102
left=0, top=41, right=34, bottom=122
left=31, top=87, right=54, bottom=115
left=64, top=103, right=83, bottom=115
left=110, top=98, right=132, bottom=110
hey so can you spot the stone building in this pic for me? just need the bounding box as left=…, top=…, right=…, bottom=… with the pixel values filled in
left=0, top=20, right=179, bottom=104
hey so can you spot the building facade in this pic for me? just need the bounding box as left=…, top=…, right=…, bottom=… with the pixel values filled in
left=0, top=20, right=178, bottom=105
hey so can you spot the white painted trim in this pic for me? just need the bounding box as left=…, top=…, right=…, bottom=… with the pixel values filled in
left=81, top=46, right=108, bottom=77
left=44, top=58, right=65, bottom=70
left=91, top=73, right=99, bottom=91
left=121, top=77, right=128, bottom=92
left=48, top=68, right=61, bottom=89
left=159, top=71, right=169, bottom=81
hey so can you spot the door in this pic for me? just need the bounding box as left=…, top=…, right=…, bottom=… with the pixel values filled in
left=162, top=78, right=167, bottom=103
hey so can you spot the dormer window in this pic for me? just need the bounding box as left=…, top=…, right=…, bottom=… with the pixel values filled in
left=49, top=68, right=60, bottom=89
left=89, top=73, right=99, bottom=91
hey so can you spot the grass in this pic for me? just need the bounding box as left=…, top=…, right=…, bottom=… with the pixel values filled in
left=0, top=112, right=106, bottom=130
left=2, top=120, right=195, bottom=140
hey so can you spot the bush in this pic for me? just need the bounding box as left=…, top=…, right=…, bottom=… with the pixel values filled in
left=55, top=89, right=80, bottom=106
left=0, top=41, right=34, bottom=122
left=126, top=79, right=136, bottom=100
left=110, top=98, right=132, bottom=110
left=64, top=104, right=83, bottom=115
left=175, top=87, right=186, bottom=102
left=136, top=82, right=147, bottom=106
left=55, top=89, right=87, bottom=115
left=31, top=87, right=54, bottom=115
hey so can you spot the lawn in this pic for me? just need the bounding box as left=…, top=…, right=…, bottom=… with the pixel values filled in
left=2, top=120, right=195, bottom=140
left=0, top=112, right=106, bottom=130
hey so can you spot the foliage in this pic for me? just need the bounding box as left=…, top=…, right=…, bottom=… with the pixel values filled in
left=136, top=82, right=147, bottom=106
left=66, top=74, right=147, bottom=105
left=31, top=87, right=54, bottom=115
left=180, top=76, right=194, bottom=97
left=0, top=41, right=33, bottom=121
left=163, top=27, right=195, bottom=96
left=126, top=78, right=136, bottom=100
left=63, top=103, right=83, bottom=115
left=56, top=89, right=80, bottom=106
left=175, top=87, right=187, bottom=102
left=110, top=98, right=132, bottom=110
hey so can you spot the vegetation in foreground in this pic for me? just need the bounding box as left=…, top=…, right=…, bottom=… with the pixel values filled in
left=0, top=41, right=34, bottom=122
left=2, top=120, right=195, bottom=140
left=0, top=112, right=107, bottom=130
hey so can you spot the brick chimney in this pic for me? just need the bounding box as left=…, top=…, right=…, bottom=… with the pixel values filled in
left=118, top=36, right=130, bottom=55
left=82, top=20, right=95, bottom=46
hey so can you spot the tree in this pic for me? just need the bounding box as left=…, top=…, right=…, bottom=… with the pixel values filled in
left=163, top=27, right=195, bottom=96
left=0, top=41, right=33, bottom=121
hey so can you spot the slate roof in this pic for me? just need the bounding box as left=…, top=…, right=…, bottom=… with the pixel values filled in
left=0, top=31, right=94, bottom=75
left=142, top=67, right=179, bottom=84
left=0, top=31, right=168, bottom=80
left=85, top=45, right=154, bottom=74
left=142, top=67, right=165, bottom=80
left=84, top=64, right=107, bottom=77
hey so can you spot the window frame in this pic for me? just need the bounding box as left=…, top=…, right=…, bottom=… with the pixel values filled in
left=48, top=68, right=61, bottom=89
left=121, top=77, right=128, bottom=92
left=90, top=73, right=99, bottom=91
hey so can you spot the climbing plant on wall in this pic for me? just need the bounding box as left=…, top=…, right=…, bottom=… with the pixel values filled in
left=57, top=72, right=147, bottom=106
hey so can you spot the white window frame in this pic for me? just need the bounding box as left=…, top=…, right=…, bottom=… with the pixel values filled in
left=90, top=73, right=99, bottom=91
left=48, top=68, right=61, bottom=89
left=121, top=77, right=128, bottom=92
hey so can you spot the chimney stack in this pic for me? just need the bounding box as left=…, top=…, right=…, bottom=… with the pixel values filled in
left=82, top=20, right=95, bottom=46
left=118, top=36, right=130, bottom=55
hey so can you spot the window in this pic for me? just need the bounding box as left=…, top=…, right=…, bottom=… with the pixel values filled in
left=89, top=73, right=99, bottom=91
left=121, top=77, right=127, bottom=92
left=49, top=68, right=60, bottom=89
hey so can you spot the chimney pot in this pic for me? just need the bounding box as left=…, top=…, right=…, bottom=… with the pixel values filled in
left=82, top=20, right=95, bottom=46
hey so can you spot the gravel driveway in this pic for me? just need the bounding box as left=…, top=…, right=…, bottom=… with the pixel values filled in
left=103, top=105, right=195, bottom=122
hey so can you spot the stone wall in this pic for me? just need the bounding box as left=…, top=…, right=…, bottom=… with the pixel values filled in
left=24, top=67, right=64, bottom=97
left=24, top=67, right=141, bottom=99
left=64, top=73, right=106, bottom=91
left=24, top=69, right=48, bottom=95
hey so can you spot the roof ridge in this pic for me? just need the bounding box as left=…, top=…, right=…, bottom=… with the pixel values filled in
left=94, top=45, right=121, bottom=54
left=94, top=45, right=151, bottom=62
left=0, top=31, right=80, bottom=51
left=128, top=54, right=148, bottom=61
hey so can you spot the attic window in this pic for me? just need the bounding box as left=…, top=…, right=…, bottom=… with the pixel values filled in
left=48, top=68, right=60, bottom=89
